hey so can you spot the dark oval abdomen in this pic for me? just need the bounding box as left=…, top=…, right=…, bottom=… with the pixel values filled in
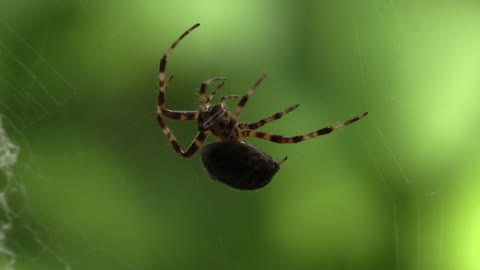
left=201, top=141, right=280, bottom=190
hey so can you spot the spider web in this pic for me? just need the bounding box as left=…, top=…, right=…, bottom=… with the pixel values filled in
left=0, top=13, right=146, bottom=270
left=0, top=115, right=20, bottom=270
left=352, top=2, right=480, bottom=270
left=0, top=16, right=76, bottom=270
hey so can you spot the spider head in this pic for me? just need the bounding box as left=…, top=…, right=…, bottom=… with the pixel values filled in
left=207, top=103, right=226, bottom=116
left=201, top=104, right=229, bottom=130
left=199, top=103, right=238, bottom=141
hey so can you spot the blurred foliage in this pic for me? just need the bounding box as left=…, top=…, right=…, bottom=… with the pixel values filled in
left=1, top=1, right=480, bottom=270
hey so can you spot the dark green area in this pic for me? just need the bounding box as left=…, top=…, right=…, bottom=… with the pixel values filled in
left=1, top=1, right=480, bottom=270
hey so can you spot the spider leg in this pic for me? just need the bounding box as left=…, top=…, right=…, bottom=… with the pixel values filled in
left=206, top=81, right=226, bottom=104
left=238, top=104, right=299, bottom=130
left=240, top=112, right=368, bottom=143
left=231, top=74, right=267, bottom=120
left=199, top=77, right=227, bottom=111
left=158, top=23, right=200, bottom=121
left=220, top=94, right=241, bottom=103
left=157, top=114, right=208, bottom=158
left=161, top=75, right=197, bottom=120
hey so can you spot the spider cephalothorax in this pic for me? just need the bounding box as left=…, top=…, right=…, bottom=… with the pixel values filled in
left=156, top=23, right=368, bottom=190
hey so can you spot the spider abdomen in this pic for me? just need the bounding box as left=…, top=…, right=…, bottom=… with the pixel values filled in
left=201, top=141, right=280, bottom=190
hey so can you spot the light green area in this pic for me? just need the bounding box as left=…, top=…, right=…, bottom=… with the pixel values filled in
left=1, top=1, right=479, bottom=270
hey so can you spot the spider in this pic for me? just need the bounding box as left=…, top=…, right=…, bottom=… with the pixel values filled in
left=157, top=23, right=368, bottom=190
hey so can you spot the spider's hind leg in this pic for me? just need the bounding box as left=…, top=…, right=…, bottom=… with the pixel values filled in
left=241, top=112, right=368, bottom=144
left=231, top=74, right=267, bottom=120
left=238, top=104, right=299, bottom=130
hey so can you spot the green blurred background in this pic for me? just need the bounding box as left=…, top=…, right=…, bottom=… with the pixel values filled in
left=1, top=1, right=480, bottom=270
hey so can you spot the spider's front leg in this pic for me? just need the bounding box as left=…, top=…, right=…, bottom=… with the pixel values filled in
left=158, top=23, right=201, bottom=121
left=198, top=77, right=227, bottom=111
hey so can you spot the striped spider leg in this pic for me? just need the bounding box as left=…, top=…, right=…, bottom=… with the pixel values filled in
left=158, top=23, right=200, bottom=121
left=234, top=75, right=368, bottom=144
left=156, top=23, right=227, bottom=157
left=157, top=77, right=226, bottom=157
